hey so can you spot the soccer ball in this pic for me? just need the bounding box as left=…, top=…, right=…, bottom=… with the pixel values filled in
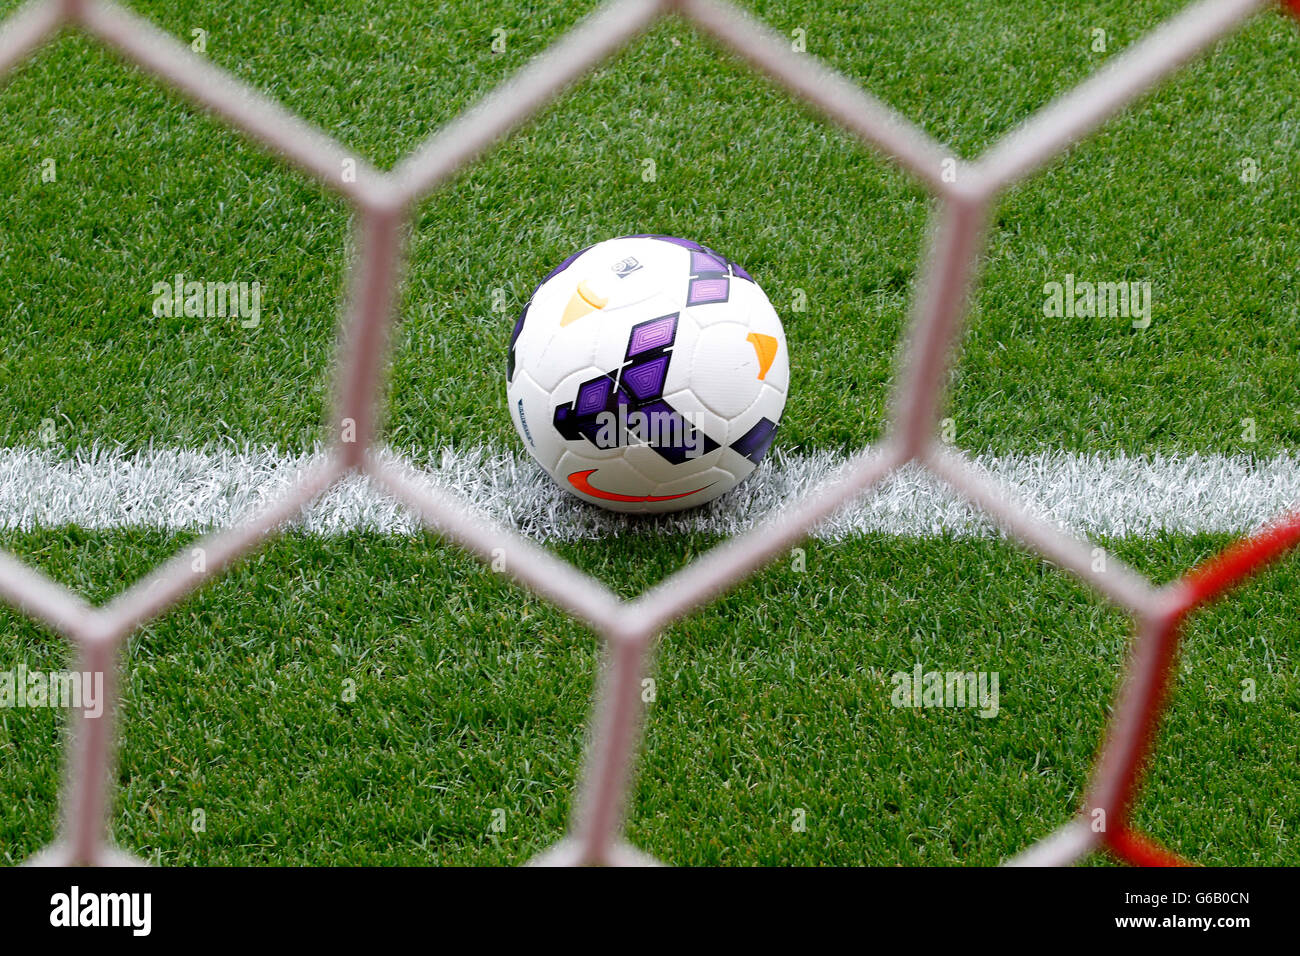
left=506, top=234, right=789, bottom=513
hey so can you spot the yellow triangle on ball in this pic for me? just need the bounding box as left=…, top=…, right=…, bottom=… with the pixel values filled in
left=560, top=279, right=609, bottom=327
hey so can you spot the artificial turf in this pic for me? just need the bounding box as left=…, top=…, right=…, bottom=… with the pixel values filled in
left=0, top=0, right=1297, bottom=865
left=0, top=528, right=1296, bottom=865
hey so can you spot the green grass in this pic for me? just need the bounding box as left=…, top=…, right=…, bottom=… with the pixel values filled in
left=0, top=0, right=1298, bottom=865
left=0, top=528, right=1295, bottom=865
left=0, top=0, right=1295, bottom=454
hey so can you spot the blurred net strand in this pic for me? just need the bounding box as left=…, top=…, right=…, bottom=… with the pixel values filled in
left=0, top=0, right=1293, bottom=867
left=927, top=446, right=1159, bottom=614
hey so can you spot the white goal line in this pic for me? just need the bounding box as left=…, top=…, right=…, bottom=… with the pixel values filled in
left=1, top=445, right=1296, bottom=541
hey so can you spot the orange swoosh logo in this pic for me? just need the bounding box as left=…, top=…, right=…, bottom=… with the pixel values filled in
left=567, top=469, right=711, bottom=503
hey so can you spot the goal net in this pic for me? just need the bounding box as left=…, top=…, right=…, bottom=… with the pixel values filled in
left=1, top=0, right=1297, bottom=866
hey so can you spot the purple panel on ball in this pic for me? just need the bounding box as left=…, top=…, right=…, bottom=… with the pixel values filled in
left=576, top=419, right=606, bottom=446
left=729, top=417, right=778, bottom=465
left=627, top=314, right=678, bottom=356
left=691, top=250, right=727, bottom=274
left=575, top=377, right=611, bottom=415
left=637, top=399, right=722, bottom=464
left=729, top=260, right=753, bottom=281
left=687, top=277, right=729, bottom=306
left=622, top=356, right=669, bottom=400
left=507, top=303, right=530, bottom=382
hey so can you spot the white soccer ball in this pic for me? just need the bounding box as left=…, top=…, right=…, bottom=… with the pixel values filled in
left=507, top=234, right=789, bottom=513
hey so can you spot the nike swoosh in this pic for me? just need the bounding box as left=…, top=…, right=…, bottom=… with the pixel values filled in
left=567, top=469, right=712, bottom=503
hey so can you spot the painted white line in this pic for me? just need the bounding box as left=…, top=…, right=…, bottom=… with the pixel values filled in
left=0, top=445, right=1297, bottom=541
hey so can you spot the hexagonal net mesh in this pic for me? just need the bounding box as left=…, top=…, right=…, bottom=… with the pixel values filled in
left=2, top=0, right=1298, bottom=867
